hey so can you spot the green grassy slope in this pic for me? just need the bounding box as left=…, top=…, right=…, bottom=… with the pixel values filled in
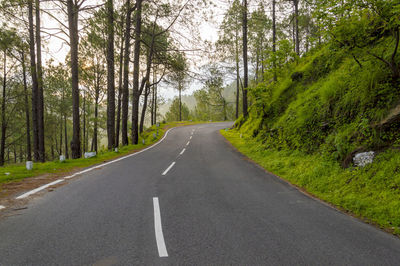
left=224, top=41, right=400, bottom=234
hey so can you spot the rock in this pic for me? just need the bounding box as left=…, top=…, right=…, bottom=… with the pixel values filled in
left=59, top=155, right=66, bottom=162
left=84, top=152, right=97, bottom=159
left=353, top=151, right=375, bottom=167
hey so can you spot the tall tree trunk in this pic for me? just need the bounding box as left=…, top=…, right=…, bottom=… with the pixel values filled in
left=28, top=0, right=39, bottom=162
left=67, top=0, right=81, bottom=159
left=235, top=20, right=240, bottom=119
left=242, top=0, right=248, bottom=117
left=0, top=52, right=7, bottom=166
left=82, top=91, right=86, bottom=153
left=59, top=118, right=63, bottom=155
left=131, top=0, right=143, bottom=145
left=151, top=86, right=155, bottom=125
left=272, top=0, right=277, bottom=82
left=64, top=114, right=68, bottom=159
left=154, top=84, right=157, bottom=125
left=121, top=0, right=132, bottom=146
left=35, top=0, right=45, bottom=162
left=179, top=86, right=182, bottom=121
left=139, top=83, right=150, bottom=133
left=151, top=68, right=156, bottom=125
left=294, top=0, right=300, bottom=56
left=21, top=51, right=32, bottom=161
left=93, top=86, right=99, bottom=153
left=106, top=0, right=115, bottom=150
left=116, top=27, right=124, bottom=147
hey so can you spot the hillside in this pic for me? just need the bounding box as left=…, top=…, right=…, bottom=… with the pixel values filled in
left=225, top=39, right=400, bottom=234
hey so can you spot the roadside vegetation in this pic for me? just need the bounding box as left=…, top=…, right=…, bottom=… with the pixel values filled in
left=221, top=0, right=400, bottom=234
left=0, top=122, right=196, bottom=185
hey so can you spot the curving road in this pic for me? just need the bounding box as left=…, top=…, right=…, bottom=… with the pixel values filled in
left=0, top=122, right=400, bottom=265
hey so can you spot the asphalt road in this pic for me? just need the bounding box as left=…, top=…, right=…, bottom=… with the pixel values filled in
left=0, top=122, right=400, bottom=265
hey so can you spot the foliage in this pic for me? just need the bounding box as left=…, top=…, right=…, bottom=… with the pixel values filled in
left=165, top=97, right=191, bottom=122
left=193, top=66, right=234, bottom=121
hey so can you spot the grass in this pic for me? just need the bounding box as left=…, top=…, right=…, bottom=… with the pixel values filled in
left=221, top=129, right=400, bottom=235
left=0, top=121, right=200, bottom=185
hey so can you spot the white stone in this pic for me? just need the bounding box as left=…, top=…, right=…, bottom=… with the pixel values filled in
left=59, top=155, right=66, bottom=162
left=354, top=151, right=375, bottom=167
left=26, top=161, right=33, bottom=170
left=84, top=152, right=97, bottom=159
left=115, top=148, right=118, bottom=153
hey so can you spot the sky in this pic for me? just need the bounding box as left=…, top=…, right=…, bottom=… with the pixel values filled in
left=39, top=0, right=228, bottom=101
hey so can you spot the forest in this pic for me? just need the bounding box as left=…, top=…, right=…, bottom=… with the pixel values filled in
left=0, top=0, right=398, bottom=171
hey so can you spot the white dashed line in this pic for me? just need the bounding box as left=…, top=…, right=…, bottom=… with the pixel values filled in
left=16, top=128, right=175, bottom=199
left=186, top=141, right=190, bottom=146
left=162, top=162, right=176, bottom=176
left=179, top=148, right=186, bottom=155
left=190, top=136, right=192, bottom=140
left=0, top=205, right=5, bottom=210
left=153, top=197, right=168, bottom=257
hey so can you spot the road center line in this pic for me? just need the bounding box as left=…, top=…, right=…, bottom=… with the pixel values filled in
left=16, top=179, right=64, bottom=199
left=153, top=197, right=168, bottom=257
left=186, top=141, right=190, bottom=146
left=162, top=162, right=176, bottom=176
left=0, top=205, right=5, bottom=210
left=179, top=148, right=186, bottom=155
left=189, top=135, right=192, bottom=140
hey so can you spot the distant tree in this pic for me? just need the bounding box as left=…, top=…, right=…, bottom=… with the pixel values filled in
left=165, top=98, right=190, bottom=122
left=217, top=0, right=242, bottom=119
left=242, top=0, right=248, bottom=117
left=0, top=28, right=18, bottom=165
left=168, top=53, right=189, bottom=121
left=248, top=2, right=271, bottom=81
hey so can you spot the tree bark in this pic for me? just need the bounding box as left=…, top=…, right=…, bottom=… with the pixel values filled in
left=21, top=51, right=32, bottom=161
left=82, top=91, right=86, bottom=153
left=64, top=114, right=68, bottom=159
left=93, top=84, right=99, bottom=153
left=116, top=25, right=124, bottom=147
left=67, top=0, right=81, bottom=159
left=131, top=0, right=143, bottom=145
left=0, top=51, right=7, bottom=166
left=294, top=0, right=300, bottom=56
left=179, top=86, right=182, bottom=121
left=242, top=0, right=248, bottom=117
left=35, top=0, right=45, bottom=162
left=121, top=0, right=132, bottom=146
left=140, top=83, right=150, bottom=133
left=154, top=84, right=157, bottom=125
left=28, top=0, right=39, bottom=162
left=106, top=0, right=115, bottom=150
